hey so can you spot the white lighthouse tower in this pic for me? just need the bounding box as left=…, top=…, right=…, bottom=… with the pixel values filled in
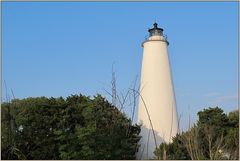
left=137, top=22, right=178, bottom=159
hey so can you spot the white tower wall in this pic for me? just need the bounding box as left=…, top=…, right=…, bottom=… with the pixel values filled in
left=137, top=25, right=178, bottom=159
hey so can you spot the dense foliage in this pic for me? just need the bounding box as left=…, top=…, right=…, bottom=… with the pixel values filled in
left=1, top=94, right=141, bottom=160
left=154, top=107, right=239, bottom=160
left=2, top=94, right=238, bottom=160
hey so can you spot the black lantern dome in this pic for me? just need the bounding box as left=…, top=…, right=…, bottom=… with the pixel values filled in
left=148, top=22, right=164, bottom=37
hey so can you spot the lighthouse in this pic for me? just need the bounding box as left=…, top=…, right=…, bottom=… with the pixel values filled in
left=137, top=22, right=178, bottom=159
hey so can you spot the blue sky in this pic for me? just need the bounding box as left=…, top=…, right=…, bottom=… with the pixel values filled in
left=2, top=2, right=238, bottom=129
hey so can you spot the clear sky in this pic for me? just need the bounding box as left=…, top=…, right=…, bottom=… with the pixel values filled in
left=2, top=2, right=238, bottom=130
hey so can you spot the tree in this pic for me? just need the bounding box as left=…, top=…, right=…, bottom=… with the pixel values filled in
left=54, top=94, right=141, bottom=159
left=154, top=134, right=191, bottom=160
left=154, top=107, right=239, bottom=160
left=224, top=110, right=239, bottom=159
left=196, top=107, right=229, bottom=159
left=1, top=97, right=63, bottom=159
left=1, top=94, right=141, bottom=160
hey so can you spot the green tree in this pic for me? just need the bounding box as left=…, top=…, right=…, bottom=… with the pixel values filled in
left=55, top=94, right=141, bottom=159
left=2, top=97, right=63, bottom=159
left=224, top=110, right=239, bottom=159
left=154, top=107, right=239, bottom=160
left=154, top=134, right=191, bottom=160
left=196, top=107, right=229, bottom=159
left=1, top=94, right=141, bottom=160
